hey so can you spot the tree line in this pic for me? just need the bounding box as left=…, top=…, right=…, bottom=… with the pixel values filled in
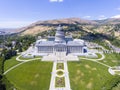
left=0, top=35, right=36, bottom=90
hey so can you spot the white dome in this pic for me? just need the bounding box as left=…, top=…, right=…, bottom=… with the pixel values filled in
left=55, top=25, right=65, bottom=42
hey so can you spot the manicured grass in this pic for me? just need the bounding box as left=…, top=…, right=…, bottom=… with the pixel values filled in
left=79, top=53, right=102, bottom=59
left=57, top=71, right=64, bottom=76
left=18, top=56, right=42, bottom=60
left=6, top=60, right=53, bottom=90
left=18, top=56, right=33, bottom=60
left=96, top=53, right=102, bottom=58
left=4, top=56, right=20, bottom=71
left=115, top=71, right=120, bottom=75
left=4, top=53, right=120, bottom=90
left=34, top=56, right=42, bottom=58
left=99, top=53, right=120, bottom=66
left=68, top=60, right=119, bottom=90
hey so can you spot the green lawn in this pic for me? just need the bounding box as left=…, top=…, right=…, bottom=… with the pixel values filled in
left=96, top=53, right=102, bottom=59
left=18, top=56, right=42, bottom=60
left=4, top=53, right=120, bottom=90
left=68, top=53, right=120, bottom=90
left=68, top=59, right=120, bottom=90
left=99, top=53, right=120, bottom=67
left=115, top=71, right=120, bottom=75
left=79, top=53, right=102, bottom=59
left=5, top=60, right=53, bottom=90
left=4, top=56, right=20, bottom=71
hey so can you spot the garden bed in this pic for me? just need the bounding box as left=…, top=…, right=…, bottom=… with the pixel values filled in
left=57, top=63, right=64, bottom=69
left=55, top=77, right=65, bottom=87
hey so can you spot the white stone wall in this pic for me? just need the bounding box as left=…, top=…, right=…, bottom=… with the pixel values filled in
left=37, top=45, right=84, bottom=54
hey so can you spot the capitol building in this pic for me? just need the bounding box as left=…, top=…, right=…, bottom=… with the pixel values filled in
left=35, top=25, right=87, bottom=56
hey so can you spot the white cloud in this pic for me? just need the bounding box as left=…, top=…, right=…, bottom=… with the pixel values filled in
left=116, top=7, right=120, bottom=11
left=49, top=0, right=57, bottom=2
left=49, top=0, right=63, bottom=2
left=83, top=16, right=91, bottom=19
left=111, top=15, right=120, bottom=18
left=59, top=0, right=63, bottom=2
left=98, top=15, right=107, bottom=20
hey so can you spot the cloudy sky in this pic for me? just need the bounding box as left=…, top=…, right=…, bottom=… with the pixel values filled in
left=0, top=0, right=120, bottom=28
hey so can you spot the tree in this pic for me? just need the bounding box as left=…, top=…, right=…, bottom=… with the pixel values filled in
left=0, top=54, right=14, bottom=90
left=104, top=76, right=120, bottom=90
left=0, top=57, right=4, bottom=74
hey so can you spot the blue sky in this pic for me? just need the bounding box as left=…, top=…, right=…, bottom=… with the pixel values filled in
left=0, top=0, right=120, bottom=28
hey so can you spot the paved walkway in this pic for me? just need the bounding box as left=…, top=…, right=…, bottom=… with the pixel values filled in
left=4, top=61, right=26, bottom=75
left=49, top=61, right=71, bottom=90
left=49, top=61, right=57, bottom=90
left=42, top=53, right=79, bottom=61
left=16, top=54, right=41, bottom=62
left=81, top=52, right=105, bottom=61
left=64, top=61, right=71, bottom=90
left=4, top=51, right=115, bottom=90
left=81, top=52, right=111, bottom=68
left=4, top=55, right=41, bottom=75
left=86, top=59, right=111, bottom=68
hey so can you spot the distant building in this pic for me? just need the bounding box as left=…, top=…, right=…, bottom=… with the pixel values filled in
left=35, top=25, right=87, bottom=55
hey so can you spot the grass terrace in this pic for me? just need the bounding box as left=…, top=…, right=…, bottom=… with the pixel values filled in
left=4, top=56, right=20, bottom=71
left=4, top=53, right=120, bottom=90
left=114, top=71, right=120, bottom=75
left=68, top=60, right=120, bottom=90
left=57, top=71, right=64, bottom=76
left=18, top=56, right=42, bottom=60
left=5, top=60, right=53, bottom=90
left=99, top=53, right=120, bottom=66
left=79, top=53, right=102, bottom=59
left=96, top=53, right=102, bottom=59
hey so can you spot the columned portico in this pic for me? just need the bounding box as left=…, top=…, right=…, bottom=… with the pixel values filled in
left=54, top=44, right=67, bottom=56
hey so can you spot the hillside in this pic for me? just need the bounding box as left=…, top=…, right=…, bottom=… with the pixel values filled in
left=18, top=18, right=119, bottom=38
left=19, top=18, right=97, bottom=35
left=16, top=17, right=120, bottom=47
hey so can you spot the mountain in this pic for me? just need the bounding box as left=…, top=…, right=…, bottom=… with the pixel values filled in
left=33, top=18, right=98, bottom=25
left=19, top=18, right=119, bottom=39
left=9, top=17, right=119, bottom=40
left=1, top=17, right=119, bottom=47
left=94, top=18, right=120, bottom=25
left=18, top=18, right=98, bottom=35
left=93, top=18, right=120, bottom=38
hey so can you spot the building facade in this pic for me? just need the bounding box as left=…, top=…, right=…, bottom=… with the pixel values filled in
left=35, top=26, right=87, bottom=55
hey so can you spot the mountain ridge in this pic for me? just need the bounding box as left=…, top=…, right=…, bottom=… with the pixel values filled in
left=2, top=17, right=119, bottom=37
left=17, top=17, right=120, bottom=36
